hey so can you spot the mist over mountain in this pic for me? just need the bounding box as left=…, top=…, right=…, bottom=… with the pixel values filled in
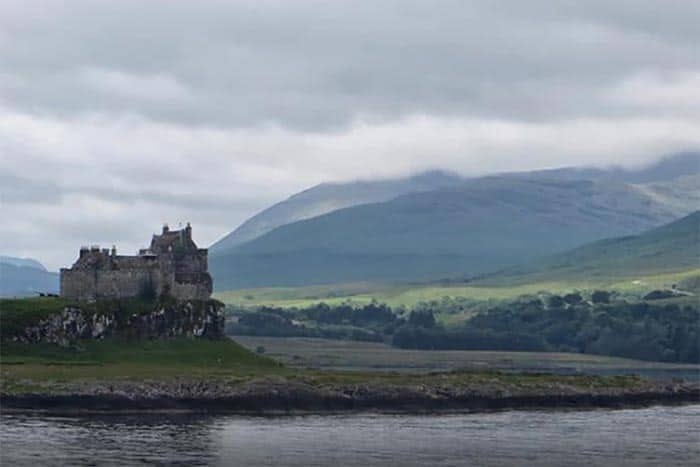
left=211, top=170, right=465, bottom=251
left=510, top=152, right=700, bottom=184
left=0, top=256, right=47, bottom=272
left=210, top=154, right=699, bottom=290
left=211, top=152, right=699, bottom=255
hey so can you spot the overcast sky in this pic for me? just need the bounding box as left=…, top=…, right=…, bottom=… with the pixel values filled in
left=1, top=0, right=699, bottom=270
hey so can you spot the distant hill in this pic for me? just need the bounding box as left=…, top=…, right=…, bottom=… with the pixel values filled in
left=0, top=257, right=58, bottom=297
left=211, top=152, right=699, bottom=253
left=483, top=211, right=700, bottom=285
left=210, top=174, right=699, bottom=289
left=211, top=170, right=465, bottom=251
left=0, top=256, right=47, bottom=271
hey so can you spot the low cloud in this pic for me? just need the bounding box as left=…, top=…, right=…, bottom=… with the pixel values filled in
left=2, top=108, right=698, bottom=270
left=0, top=0, right=698, bottom=269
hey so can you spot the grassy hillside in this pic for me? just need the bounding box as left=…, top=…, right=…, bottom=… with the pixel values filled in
left=215, top=211, right=699, bottom=306
left=0, top=297, right=70, bottom=338
left=1, top=338, right=282, bottom=381
left=484, top=211, right=700, bottom=285
left=216, top=269, right=700, bottom=308
left=211, top=176, right=698, bottom=289
left=0, top=297, right=282, bottom=381
left=3, top=300, right=676, bottom=397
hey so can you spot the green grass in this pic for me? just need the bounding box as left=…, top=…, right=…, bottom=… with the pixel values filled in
left=1, top=338, right=284, bottom=381
left=0, top=296, right=285, bottom=381
left=215, top=268, right=700, bottom=308
left=2, top=279, right=697, bottom=397
left=0, top=297, right=70, bottom=339
left=483, top=211, right=700, bottom=286
left=2, top=336, right=661, bottom=396
left=215, top=213, right=699, bottom=308
left=0, top=337, right=655, bottom=393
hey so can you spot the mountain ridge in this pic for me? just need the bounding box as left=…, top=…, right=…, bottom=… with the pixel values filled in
left=211, top=170, right=465, bottom=251
left=210, top=172, right=699, bottom=290
left=211, top=152, right=699, bottom=253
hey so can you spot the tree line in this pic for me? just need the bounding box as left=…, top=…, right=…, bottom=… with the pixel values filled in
left=226, top=293, right=699, bottom=363
left=393, top=299, right=699, bottom=363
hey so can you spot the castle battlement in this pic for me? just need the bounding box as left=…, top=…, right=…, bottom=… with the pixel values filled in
left=60, top=224, right=212, bottom=301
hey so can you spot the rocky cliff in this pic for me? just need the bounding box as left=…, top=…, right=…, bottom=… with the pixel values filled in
left=12, top=299, right=225, bottom=346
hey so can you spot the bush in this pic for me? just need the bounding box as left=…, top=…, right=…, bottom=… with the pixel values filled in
left=591, top=290, right=611, bottom=304
left=408, top=309, right=436, bottom=328
left=563, top=292, right=583, bottom=305
left=547, top=295, right=565, bottom=308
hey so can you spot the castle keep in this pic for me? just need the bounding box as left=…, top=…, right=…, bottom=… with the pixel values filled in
left=60, top=224, right=213, bottom=301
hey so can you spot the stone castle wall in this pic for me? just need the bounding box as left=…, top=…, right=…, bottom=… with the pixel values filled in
left=60, top=225, right=212, bottom=302
left=60, top=268, right=155, bottom=301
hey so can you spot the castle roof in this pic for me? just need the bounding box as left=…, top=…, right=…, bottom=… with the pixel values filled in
left=150, top=224, right=198, bottom=254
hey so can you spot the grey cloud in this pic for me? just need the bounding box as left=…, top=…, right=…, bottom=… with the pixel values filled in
left=0, top=173, right=63, bottom=204
left=1, top=0, right=699, bottom=270
left=1, top=0, right=698, bottom=129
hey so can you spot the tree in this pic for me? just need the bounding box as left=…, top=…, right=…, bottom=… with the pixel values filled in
left=547, top=295, right=565, bottom=308
left=408, top=309, right=436, bottom=328
left=591, top=290, right=611, bottom=304
left=563, top=292, right=583, bottom=305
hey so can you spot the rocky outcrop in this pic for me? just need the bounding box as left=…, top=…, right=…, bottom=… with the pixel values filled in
left=13, top=299, right=225, bottom=346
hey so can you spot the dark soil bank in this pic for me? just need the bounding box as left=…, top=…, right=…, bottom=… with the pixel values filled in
left=3, top=379, right=699, bottom=414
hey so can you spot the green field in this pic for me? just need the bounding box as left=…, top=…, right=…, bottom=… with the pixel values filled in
left=3, top=333, right=686, bottom=401
left=0, top=297, right=284, bottom=383
left=1, top=338, right=285, bottom=383
left=3, top=336, right=661, bottom=399
left=215, top=268, right=700, bottom=308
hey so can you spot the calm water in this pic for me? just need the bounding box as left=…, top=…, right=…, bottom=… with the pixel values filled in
left=1, top=405, right=699, bottom=466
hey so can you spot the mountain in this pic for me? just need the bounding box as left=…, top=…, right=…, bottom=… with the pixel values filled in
left=511, top=151, right=700, bottom=184
left=211, top=170, right=465, bottom=251
left=212, top=152, right=699, bottom=253
left=0, top=256, right=59, bottom=297
left=0, top=256, right=47, bottom=271
left=209, top=152, right=700, bottom=253
left=210, top=174, right=699, bottom=289
left=482, top=211, right=700, bottom=285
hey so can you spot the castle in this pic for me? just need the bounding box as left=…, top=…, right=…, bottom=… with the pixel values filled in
left=60, top=224, right=213, bottom=301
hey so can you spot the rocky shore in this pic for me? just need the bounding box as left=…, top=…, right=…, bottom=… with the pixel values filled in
left=3, top=376, right=698, bottom=414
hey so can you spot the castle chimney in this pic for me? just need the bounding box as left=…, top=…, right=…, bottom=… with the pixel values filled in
left=162, top=223, right=169, bottom=234
left=111, top=245, right=117, bottom=256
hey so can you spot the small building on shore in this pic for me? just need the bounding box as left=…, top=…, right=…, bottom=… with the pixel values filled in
left=60, top=224, right=212, bottom=301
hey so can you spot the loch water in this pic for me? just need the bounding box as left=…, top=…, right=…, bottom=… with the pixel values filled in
left=1, top=405, right=699, bottom=466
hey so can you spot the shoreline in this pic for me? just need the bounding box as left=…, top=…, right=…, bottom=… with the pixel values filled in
left=3, top=384, right=698, bottom=415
